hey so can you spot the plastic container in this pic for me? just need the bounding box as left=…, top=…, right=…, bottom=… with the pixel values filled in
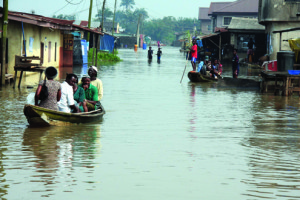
left=288, top=70, right=300, bottom=75
left=277, top=51, right=295, bottom=71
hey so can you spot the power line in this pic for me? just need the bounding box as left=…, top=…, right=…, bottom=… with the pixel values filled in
left=65, top=0, right=84, bottom=5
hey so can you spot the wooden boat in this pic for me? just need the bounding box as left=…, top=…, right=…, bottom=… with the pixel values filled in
left=219, top=77, right=260, bottom=89
left=188, top=71, right=219, bottom=82
left=23, top=104, right=105, bottom=127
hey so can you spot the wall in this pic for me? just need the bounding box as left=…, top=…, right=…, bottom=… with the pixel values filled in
left=258, top=0, right=300, bottom=60
left=216, top=13, right=258, bottom=28
left=200, top=20, right=211, bottom=34
left=1, top=20, right=63, bottom=76
left=259, top=0, right=300, bottom=23
left=265, top=22, right=300, bottom=60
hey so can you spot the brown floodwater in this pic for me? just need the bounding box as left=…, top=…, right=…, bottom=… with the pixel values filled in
left=0, top=47, right=300, bottom=199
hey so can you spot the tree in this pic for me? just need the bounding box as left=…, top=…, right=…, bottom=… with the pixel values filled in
left=94, top=8, right=113, bottom=22
left=120, top=0, right=135, bottom=11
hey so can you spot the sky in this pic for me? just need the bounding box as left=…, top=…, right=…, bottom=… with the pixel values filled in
left=5, top=0, right=232, bottom=20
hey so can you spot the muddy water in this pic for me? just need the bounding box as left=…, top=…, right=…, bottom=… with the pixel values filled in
left=0, top=47, right=300, bottom=199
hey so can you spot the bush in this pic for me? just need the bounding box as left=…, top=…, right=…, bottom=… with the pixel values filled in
left=88, top=48, right=122, bottom=63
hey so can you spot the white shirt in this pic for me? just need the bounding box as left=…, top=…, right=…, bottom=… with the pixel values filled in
left=58, top=81, right=75, bottom=113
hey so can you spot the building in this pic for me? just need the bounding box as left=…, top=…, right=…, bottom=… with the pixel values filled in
left=0, top=9, right=103, bottom=79
left=198, top=7, right=212, bottom=35
left=258, top=0, right=300, bottom=61
left=209, top=0, right=259, bottom=33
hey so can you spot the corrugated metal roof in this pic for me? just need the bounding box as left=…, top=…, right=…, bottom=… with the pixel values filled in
left=200, top=33, right=219, bottom=39
left=213, top=0, right=259, bottom=13
left=208, top=2, right=233, bottom=15
left=228, top=17, right=264, bottom=30
left=198, top=7, right=210, bottom=20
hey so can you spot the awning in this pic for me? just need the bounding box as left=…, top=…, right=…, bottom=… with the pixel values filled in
left=200, top=33, right=219, bottom=39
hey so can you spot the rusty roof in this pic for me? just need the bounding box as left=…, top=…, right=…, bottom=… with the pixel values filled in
left=208, top=2, right=233, bottom=15
left=198, top=7, right=210, bottom=20
left=213, top=0, right=259, bottom=13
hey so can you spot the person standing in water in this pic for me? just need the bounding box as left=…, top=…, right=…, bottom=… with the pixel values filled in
left=232, top=49, right=239, bottom=78
left=190, top=39, right=198, bottom=71
left=148, top=47, right=153, bottom=60
left=156, top=48, right=162, bottom=61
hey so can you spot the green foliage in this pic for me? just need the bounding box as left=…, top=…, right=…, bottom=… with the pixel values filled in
left=88, top=48, right=122, bottom=63
left=94, top=8, right=114, bottom=22
left=53, top=14, right=76, bottom=20
left=120, top=0, right=135, bottom=11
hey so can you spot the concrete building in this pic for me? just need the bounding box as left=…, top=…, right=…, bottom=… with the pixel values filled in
left=258, top=0, right=300, bottom=61
left=209, top=0, right=259, bottom=33
left=198, top=7, right=211, bottom=35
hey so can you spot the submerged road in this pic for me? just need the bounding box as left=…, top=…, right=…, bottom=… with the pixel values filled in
left=0, top=47, right=300, bottom=199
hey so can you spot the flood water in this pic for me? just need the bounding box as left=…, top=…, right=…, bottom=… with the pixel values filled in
left=1, top=47, right=300, bottom=199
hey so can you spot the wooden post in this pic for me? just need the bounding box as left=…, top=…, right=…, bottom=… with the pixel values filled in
left=101, top=0, right=106, bottom=33
left=136, top=14, right=142, bottom=48
left=87, top=0, right=93, bottom=42
left=95, top=35, right=99, bottom=67
left=1, top=0, right=8, bottom=86
left=219, top=34, right=222, bottom=61
left=92, top=33, right=95, bottom=65
left=112, top=0, right=117, bottom=36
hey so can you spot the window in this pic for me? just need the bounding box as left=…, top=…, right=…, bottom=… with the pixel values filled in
left=48, top=42, right=51, bottom=62
left=207, top=24, right=212, bottom=31
left=223, top=17, right=232, bottom=26
left=55, top=42, right=57, bottom=62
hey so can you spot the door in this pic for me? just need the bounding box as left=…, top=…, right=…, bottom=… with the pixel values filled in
left=40, top=42, right=44, bottom=64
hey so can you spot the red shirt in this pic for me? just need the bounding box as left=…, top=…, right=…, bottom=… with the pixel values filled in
left=191, top=44, right=197, bottom=58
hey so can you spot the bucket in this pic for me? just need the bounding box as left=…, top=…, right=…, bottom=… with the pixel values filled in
left=143, top=43, right=147, bottom=50
left=277, top=51, right=295, bottom=71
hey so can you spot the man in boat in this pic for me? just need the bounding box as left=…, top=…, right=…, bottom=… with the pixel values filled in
left=58, top=74, right=80, bottom=113
left=80, top=77, right=100, bottom=111
left=190, top=39, right=198, bottom=71
left=88, top=66, right=103, bottom=101
left=232, top=49, right=240, bottom=78
left=148, top=47, right=153, bottom=60
left=210, top=59, right=221, bottom=78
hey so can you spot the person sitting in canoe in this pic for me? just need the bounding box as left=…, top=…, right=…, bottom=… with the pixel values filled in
left=88, top=66, right=103, bottom=101
left=210, top=59, right=221, bottom=78
left=58, top=74, right=80, bottom=113
left=35, top=66, right=61, bottom=111
left=80, top=77, right=100, bottom=111
left=73, top=75, right=88, bottom=112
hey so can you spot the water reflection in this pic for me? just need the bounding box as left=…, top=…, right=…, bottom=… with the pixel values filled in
left=241, top=94, right=300, bottom=199
left=21, top=125, right=101, bottom=196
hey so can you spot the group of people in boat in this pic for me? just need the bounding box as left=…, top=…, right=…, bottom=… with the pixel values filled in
left=35, top=66, right=103, bottom=113
left=189, top=38, right=240, bottom=79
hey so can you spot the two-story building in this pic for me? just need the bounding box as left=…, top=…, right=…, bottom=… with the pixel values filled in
left=198, top=7, right=211, bottom=35
left=209, top=0, right=259, bottom=33
left=258, top=0, right=300, bottom=61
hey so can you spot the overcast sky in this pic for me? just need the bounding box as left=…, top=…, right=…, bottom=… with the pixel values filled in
left=5, top=0, right=232, bottom=20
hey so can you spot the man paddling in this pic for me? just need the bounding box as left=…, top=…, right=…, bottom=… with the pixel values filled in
left=190, top=39, right=198, bottom=71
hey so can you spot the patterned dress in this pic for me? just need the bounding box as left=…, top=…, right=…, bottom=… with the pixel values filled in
left=38, top=80, right=61, bottom=110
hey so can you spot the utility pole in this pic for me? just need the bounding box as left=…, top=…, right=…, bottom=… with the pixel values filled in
left=87, top=0, right=93, bottom=42
left=136, top=14, right=142, bottom=48
left=101, top=0, right=106, bottom=32
left=1, top=0, right=8, bottom=86
left=112, top=0, right=117, bottom=36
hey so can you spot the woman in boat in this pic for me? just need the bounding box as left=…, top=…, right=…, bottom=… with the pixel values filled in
left=73, top=76, right=88, bottom=112
left=35, top=66, right=61, bottom=110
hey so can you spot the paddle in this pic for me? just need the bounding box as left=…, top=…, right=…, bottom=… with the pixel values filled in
left=180, top=52, right=190, bottom=84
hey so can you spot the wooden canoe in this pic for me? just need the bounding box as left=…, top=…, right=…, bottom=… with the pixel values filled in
left=188, top=71, right=219, bottom=82
left=23, top=104, right=105, bottom=127
left=219, top=77, right=260, bottom=89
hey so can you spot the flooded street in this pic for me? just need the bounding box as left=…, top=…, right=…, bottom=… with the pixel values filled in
left=1, top=47, right=300, bottom=199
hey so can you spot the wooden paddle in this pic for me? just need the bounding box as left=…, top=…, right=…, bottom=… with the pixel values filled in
left=180, top=52, right=190, bottom=84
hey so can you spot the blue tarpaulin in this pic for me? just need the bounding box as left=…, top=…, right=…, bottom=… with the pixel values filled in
left=100, top=34, right=115, bottom=52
